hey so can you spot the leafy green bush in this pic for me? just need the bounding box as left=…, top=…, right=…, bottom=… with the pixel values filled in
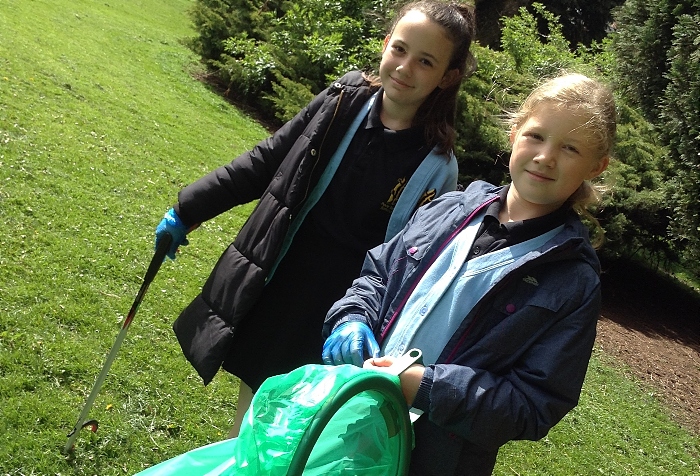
left=187, top=0, right=677, bottom=267
left=611, top=0, right=700, bottom=275
left=500, top=3, right=573, bottom=77
left=187, top=0, right=271, bottom=63
left=662, top=12, right=700, bottom=273
left=218, top=34, right=277, bottom=96
left=264, top=72, right=317, bottom=123
left=188, top=0, right=387, bottom=118
left=597, top=103, right=675, bottom=265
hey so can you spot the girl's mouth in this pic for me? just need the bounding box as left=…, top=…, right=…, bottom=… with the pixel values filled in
left=390, top=76, right=411, bottom=89
left=526, top=170, right=554, bottom=181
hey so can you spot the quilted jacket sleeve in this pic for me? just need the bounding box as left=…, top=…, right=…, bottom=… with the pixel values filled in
left=174, top=91, right=328, bottom=228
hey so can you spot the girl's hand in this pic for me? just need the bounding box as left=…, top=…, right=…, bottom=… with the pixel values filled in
left=362, top=355, right=395, bottom=370
left=322, top=322, right=380, bottom=367
left=364, top=356, right=425, bottom=406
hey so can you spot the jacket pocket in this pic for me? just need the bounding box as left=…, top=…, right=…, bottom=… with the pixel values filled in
left=479, top=277, right=572, bottom=354
left=235, top=193, right=290, bottom=268
left=272, top=134, right=314, bottom=210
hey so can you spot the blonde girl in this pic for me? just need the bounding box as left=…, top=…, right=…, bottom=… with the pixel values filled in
left=323, top=73, right=617, bottom=475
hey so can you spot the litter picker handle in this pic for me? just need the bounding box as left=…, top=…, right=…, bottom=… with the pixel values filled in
left=384, top=348, right=423, bottom=376
left=63, top=233, right=172, bottom=454
left=123, top=233, right=172, bottom=328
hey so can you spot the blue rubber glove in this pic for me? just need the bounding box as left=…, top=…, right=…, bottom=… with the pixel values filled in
left=322, top=321, right=380, bottom=367
left=155, top=208, right=189, bottom=260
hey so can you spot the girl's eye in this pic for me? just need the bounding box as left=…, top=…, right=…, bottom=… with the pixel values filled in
left=526, top=132, right=543, bottom=141
left=564, top=144, right=580, bottom=154
left=420, top=58, right=434, bottom=67
left=392, top=45, right=406, bottom=54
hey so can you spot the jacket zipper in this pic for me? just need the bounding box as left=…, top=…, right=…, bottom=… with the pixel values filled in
left=295, top=87, right=345, bottom=216
left=379, top=196, right=499, bottom=342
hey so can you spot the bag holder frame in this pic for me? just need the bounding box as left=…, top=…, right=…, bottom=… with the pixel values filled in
left=287, top=348, right=423, bottom=475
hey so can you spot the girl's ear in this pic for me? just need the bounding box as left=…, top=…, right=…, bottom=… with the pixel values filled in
left=509, top=125, right=518, bottom=144
left=438, top=68, right=461, bottom=89
left=587, top=155, right=610, bottom=180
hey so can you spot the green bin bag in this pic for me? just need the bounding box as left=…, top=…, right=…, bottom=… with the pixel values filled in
left=134, top=364, right=413, bottom=476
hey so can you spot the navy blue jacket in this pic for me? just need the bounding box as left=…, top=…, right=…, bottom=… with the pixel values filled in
left=324, top=181, right=601, bottom=475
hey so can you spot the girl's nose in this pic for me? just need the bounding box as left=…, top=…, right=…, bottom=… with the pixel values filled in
left=396, top=62, right=411, bottom=76
left=533, top=147, right=557, bottom=166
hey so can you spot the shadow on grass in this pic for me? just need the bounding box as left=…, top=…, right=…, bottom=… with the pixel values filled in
left=600, top=256, right=700, bottom=349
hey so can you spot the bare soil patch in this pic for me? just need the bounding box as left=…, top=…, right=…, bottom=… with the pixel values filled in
left=597, top=258, right=700, bottom=435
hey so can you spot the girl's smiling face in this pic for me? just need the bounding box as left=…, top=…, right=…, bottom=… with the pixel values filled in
left=379, top=10, right=459, bottom=117
left=506, top=103, right=609, bottom=220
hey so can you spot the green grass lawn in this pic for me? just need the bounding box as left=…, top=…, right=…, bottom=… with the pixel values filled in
left=0, top=0, right=698, bottom=474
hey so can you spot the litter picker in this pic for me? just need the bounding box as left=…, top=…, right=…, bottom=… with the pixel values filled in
left=63, top=233, right=172, bottom=454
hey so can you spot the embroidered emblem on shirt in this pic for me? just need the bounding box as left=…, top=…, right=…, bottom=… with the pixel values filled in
left=416, top=188, right=437, bottom=208
left=523, top=275, right=539, bottom=286
left=381, top=177, right=407, bottom=212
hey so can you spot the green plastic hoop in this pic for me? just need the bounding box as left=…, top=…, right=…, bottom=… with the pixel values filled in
left=286, top=371, right=413, bottom=476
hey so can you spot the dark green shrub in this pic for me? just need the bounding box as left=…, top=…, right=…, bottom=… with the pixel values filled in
left=186, top=0, right=681, bottom=269
left=264, top=73, right=317, bottom=123
left=188, top=0, right=387, bottom=119
left=187, top=0, right=277, bottom=63
left=597, top=102, right=675, bottom=264
left=611, top=0, right=700, bottom=273
left=662, top=12, right=700, bottom=271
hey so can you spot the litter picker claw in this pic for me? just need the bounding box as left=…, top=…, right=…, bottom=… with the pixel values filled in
left=63, top=233, right=172, bottom=454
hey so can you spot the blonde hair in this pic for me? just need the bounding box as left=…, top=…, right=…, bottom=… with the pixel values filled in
left=509, top=73, right=617, bottom=247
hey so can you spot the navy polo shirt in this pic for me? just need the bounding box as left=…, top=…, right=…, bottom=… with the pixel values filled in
left=469, top=185, right=571, bottom=260
left=309, top=92, right=431, bottom=250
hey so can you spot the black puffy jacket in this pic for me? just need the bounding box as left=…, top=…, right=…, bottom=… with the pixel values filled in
left=173, top=72, right=379, bottom=382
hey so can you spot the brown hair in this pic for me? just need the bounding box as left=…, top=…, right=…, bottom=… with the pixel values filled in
left=366, top=1, right=477, bottom=154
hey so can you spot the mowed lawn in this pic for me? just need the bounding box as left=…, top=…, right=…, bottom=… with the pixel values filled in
left=0, top=0, right=698, bottom=475
left=1, top=0, right=265, bottom=474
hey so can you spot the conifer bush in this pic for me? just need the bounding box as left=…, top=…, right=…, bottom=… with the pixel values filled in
left=186, top=0, right=685, bottom=269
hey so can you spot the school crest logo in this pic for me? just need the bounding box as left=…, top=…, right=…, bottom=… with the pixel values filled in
left=381, top=178, right=437, bottom=212
left=381, top=177, right=407, bottom=212
left=416, top=189, right=437, bottom=208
